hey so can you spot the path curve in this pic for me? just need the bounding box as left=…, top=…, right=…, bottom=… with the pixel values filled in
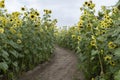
left=37, top=46, right=77, bottom=80
left=19, top=46, right=84, bottom=80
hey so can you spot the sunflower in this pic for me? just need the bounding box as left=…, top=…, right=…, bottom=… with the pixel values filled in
left=90, top=0, right=92, bottom=3
left=87, top=3, right=91, bottom=7
left=21, top=7, right=25, bottom=11
left=100, top=30, right=106, bottom=35
left=91, top=78, right=95, bottom=80
left=91, top=35, right=96, bottom=40
left=36, top=12, right=40, bottom=16
left=112, top=7, right=119, bottom=14
left=87, top=23, right=92, bottom=30
left=84, top=10, right=87, bottom=15
left=0, top=28, right=4, bottom=33
left=77, top=36, right=81, bottom=41
left=13, top=24, right=17, bottom=28
left=17, top=39, right=22, bottom=44
left=12, top=12, right=20, bottom=17
left=104, top=55, right=112, bottom=61
left=78, top=21, right=83, bottom=28
left=90, top=39, right=96, bottom=46
left=0, top=0, right=5, bottom=8
left=17, top=33, right=22, bottom=38
left=48, top=10, right=52, bottom=14
left=1, top=0, right=4, bottom=3
left=84, top=1, right=88, bottom=6
left=71, top=35, right=76, bottom=39
left=16, top=20, right=22, bottom=26
left=44, top=9, right=52, bottom=14
left=108, top=41, right=116, bottom=49
left=108, top=19, right=113, bottom=24
left=30, top=14, right=36, bottom=20
left=110, top=60, right=115, bottom=66
left=35, top=24, right=39, bottom=27
left=90, top=3, right=95, bottom=9
left=10, top=27, right=16, bottom=34
left=9, top=18, right=14, bottom=23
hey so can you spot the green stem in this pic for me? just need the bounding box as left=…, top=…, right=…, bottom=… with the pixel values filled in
left=96, top=47, right=104, bottom=75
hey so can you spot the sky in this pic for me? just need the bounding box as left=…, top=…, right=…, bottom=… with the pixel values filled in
left=5, top=0, right=119, bottom=27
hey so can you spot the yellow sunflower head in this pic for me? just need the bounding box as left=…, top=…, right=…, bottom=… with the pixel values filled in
left=0, top=0, right=5, bottom=8
left=0, top=28, right=4, bottom=34
left=71, top=35, right=76, bottom=39
left=108, top=41, right=116, bottom=49
left=21, top=7, right=26, bottom=11
left=104, top=55, right=112, bottom=61
left=30, top=14, right=36, bottom=20
left=17, top=39, right=22, bottom=44
left=77, top=36, right=81, bottom=41
left=110, top=60, right=115, bottom=66
left=90, top=39, right=96, bottom=47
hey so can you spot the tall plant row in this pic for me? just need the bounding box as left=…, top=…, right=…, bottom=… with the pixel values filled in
left=57, top=1, right=120, bottom=80
left=0, top=1, right=57, bottom=80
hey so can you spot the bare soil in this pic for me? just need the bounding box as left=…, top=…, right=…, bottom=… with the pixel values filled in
left=19, top=46, right=84, bottom=80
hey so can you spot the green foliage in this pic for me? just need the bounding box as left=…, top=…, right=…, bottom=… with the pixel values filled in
left=57, top=1, right=120, bottom=80
left=0, top=7, right=57, bottom=80
left=114, top=70, right=120, bottom=80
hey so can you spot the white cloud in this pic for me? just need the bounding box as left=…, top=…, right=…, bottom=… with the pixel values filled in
left=5, top=0, right=119, bottom=26
left=5, top=0, right=22, bottom=12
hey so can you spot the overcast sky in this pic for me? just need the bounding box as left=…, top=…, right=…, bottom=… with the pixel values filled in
left=5, top=0, right=119, bottom=26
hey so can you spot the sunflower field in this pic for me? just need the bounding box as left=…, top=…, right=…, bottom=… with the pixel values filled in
left=57, top=1, right=120, bottom=80
left=0, top=0, right=57, bottom=80
left=0, top=0, right=120, bottom=80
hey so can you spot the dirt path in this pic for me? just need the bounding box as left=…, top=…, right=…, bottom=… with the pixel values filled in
left=19, top=46, right=84, bottom=80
